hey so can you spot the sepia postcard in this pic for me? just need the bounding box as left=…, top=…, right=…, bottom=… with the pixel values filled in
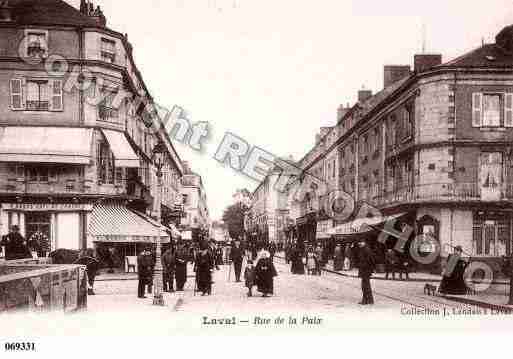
left=1, top=0, right=513, bottom=356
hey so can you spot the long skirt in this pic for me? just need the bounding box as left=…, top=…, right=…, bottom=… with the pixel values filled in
left=196, top=268, right=212, bottom=294
left=256, top=274, right=274, bottom=295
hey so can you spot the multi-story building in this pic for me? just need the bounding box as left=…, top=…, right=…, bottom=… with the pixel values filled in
left=180, top=163, right=210, bottom=242
left=0, top=0, right=184, bottom=259
left=246, top=159, right=296, bottom=245
left=290, top=24, right=513, bottom=272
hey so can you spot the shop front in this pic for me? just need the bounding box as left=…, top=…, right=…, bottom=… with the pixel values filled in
left=1, top=202, right=93, bottom=255
left=296, top=212, right=317, bottom=252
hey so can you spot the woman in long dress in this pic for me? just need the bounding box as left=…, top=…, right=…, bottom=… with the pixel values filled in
left=290, top=246, right=305, bottom=275
left=175, top=244, right=189, bottom=291
left=439, top=246, right=469, bottom=295
left=255, top=251, right=278, bottom=297
left=194, top=242, right=215, bottom=296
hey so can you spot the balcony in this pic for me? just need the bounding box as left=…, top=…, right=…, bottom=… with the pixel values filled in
left=373, top=182, right=513, bottom=207
left=98, top=105, right=119, bottom=122
left=26, top=101, right=49, bottom=111
left=0, top=178, right=128, bottom=197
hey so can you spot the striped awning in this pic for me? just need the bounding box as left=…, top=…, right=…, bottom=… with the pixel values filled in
left=0, top=127, right=93, bottom=164
left=88, top=204, right=170, bottom=243
left=327, top=213, right=407, bottom=236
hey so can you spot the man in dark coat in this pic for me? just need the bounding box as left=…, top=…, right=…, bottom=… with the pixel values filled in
left=268, top=242, right=276, bottom=262
left=137, top=248, right=153, bottom=298
left=162, top=246, right=176, bottom=292
left=1, top=225, right=31, bottom=261
left=175, top=243, right=189, bottom=291
left=194, top=241, right=215, bottom=295
left=230, top=240, right=244, bottom=282
left=357, top=240, right=375, bottom=305
left=255, top=251, right=278, bottom=297
left=439, top=246, right=469, bottom=295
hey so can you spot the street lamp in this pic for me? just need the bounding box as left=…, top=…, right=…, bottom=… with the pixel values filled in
left=151, top=140, right=167, bottom=306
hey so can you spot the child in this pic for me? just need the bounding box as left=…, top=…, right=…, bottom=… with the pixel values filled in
left=244, top=260, right=256, bottom=297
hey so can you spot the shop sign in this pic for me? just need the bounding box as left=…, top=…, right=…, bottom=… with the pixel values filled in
left=3, top=203, right=93, bottom=212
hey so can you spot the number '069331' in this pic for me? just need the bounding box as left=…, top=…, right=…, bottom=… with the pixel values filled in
left=4, top=342, right=36, bottom=351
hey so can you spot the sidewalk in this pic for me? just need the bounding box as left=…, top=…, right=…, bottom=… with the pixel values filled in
left=277, top=252, right=512, bottom=312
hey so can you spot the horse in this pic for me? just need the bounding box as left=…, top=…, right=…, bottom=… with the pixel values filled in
left=49, top=248, right=100, bottom=295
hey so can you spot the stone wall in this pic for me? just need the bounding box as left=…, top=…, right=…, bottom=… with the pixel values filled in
left=0, top=261, right=87, bottom=313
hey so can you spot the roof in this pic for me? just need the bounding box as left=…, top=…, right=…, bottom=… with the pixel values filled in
left=439, top=43, right=513, bottom=68
left=7, top=0, right=100, bottom=27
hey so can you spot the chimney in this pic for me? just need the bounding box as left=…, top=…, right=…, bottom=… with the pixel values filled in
left=384, top=65, right=411, bottom=88
left=414, top=54, right=442, bottom=73
left=337, top=104, right=350, bottom=122
left=358, top=89, right=373, bottom=103
left=80, top=0, right=87, bottom=14
left=0, top=1, right=14, bottom=22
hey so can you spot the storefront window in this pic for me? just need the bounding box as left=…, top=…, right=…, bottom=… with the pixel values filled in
left=473, top=212, right=511, bottom=256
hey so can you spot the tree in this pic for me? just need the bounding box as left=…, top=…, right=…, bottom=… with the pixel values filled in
left=222, top=203, right=247, bottom=240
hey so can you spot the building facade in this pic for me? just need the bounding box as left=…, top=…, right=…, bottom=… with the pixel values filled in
left=0, top=0, right=184, bottom=257
left=180, top=168, right=210, bottom=242
left=284, top=24, right=513, bottom=272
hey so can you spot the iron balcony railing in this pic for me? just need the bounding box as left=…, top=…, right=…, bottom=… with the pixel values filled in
left=372, top=182, right=513, bottom=207
left=0, top=178, right=128, bottom=196
left=26, top=100, right=49, bottom=111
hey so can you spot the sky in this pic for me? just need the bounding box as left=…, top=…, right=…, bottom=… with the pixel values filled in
left=70, top=0, right=513, bottom=220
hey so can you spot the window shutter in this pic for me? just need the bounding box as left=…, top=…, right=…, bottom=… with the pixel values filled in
left=50, top=80, right=63, bottom=111
left=10, top=78, right=24, bottom=110
left=472, top=93, right=483, bottom=127
left=504, top=93, right=513, bottom=127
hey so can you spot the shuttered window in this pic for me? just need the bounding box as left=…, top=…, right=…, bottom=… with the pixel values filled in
left=472, top=93, right=483, bottom=127
left=505, top=93, right=513, bottom=127
left=10, top=79, right=24, bottom=110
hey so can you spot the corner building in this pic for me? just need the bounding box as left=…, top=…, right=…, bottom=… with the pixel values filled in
left=0, top=0, right=184, bottom=256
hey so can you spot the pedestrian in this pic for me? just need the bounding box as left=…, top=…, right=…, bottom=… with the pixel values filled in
left=175, top=243, right=189, bottom=291
left=244, top=259, right=256, bottom=297
left=230, top=240, right=244, bottom=282
left=315, top=245, right=324, bottom=275
left=397, top=256, right=410, bottom=281
left=357, top=239, right=376, bottom=305
left=306, top=248, right=316, bottom=275
left=269, top=242, right=276, bottom=262
left=385, top=249, right=398, bottom=280
left=162, top=246, right=176, bottom=292
left=76, top=248, right=100, bottom=296
left=137, top=248, right=153, bottom=299
left=439, top=246, right=469, bottom=295
left=334, top=244, right=344, bottom=271
left=194, top=241, right=215, bottom=296
left=290, top=245, right=305, bottom=275
left=255, top=251, right=278, bottom=297
left=1, top=225, right=31, bottom=261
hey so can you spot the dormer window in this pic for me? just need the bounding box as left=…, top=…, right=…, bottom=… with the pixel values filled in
left=24, top=30, right=48, bottom=59
left=101, top=38, right=116, bottom=63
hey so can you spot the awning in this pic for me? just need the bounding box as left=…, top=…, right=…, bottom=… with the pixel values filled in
left=101, top=129, right=139, bottom=168
left=0, top=127, right=93, bottom=164
left=327, top=213, right=407, bottom=236
left=88, top=204, right=170, bottom=243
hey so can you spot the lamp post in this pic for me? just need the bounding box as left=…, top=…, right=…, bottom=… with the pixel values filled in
left=151, top=140, right=167, bottom=306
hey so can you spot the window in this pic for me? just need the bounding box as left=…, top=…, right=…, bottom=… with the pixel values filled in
left=483, top=94, right=501, bottom=127
left=10, top=78, right=63, bottom=111
left=27, top=80, right=49, bottom=111
left=183, top=194, right=189, bottom=205
left=25, top=30, right=48, bottom=59
left=403, top=107, right=413, bottom=139
left=332, top=159, right=336, bottom=179
left=98, top=87, right=119, bottom=122
left=101, top=38, right=116, bottom=63
left=97, top=141, right=114, bottom=184
left=25, top=165, right=56, bottom=183
left=473, top=93, right=513, bottom=128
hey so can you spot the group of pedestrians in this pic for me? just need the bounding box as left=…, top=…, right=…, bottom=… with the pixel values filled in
left=384, top=248, right=410, bottom=281
left=137, top=240, right=279, bottom=299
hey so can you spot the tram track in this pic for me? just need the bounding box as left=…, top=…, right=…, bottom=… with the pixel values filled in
left=274, top=256, right=464, bottom=310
